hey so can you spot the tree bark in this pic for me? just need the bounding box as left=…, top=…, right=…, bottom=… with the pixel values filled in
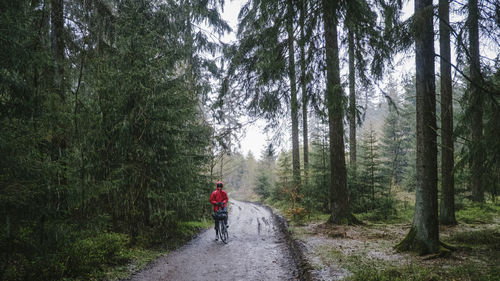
left=348, top=26, right=357, bottom=177
left=396, top=0, right=439, bottom=254
left=469, top=0, right=484, bottom=202
left=323, top=0, right=356, bottom=224
left=299, top=0, right=309, bottom=184
left=439, top=0, right=457, bottom=225
left=286, top=0, right=301, bottom=188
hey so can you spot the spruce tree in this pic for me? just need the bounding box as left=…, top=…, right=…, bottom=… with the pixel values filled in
left=322, top=0, right=356, bottom=224
left=468, top=0, right=485, bottom=202
left=285, top=0, right=301, bottom=187
left=0, top=0, right=228, bottom=277
left=308, top=117, right=331, bottom=212
left=224, top=0, right=302, bottom=190
left=299, top=0, right=310, bottom=184
left=380, top=77, right=412, bottom=191
left=396, top=0, right=440, bottom=254
left=255, top=143, right=277, bottom=199
left=439, top=0, right=456, bottom=225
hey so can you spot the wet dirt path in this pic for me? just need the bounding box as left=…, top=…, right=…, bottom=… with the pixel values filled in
left=128, top=200, right=299, bottom=281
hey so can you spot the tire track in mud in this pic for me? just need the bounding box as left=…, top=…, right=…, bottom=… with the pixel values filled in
left=127, top=200, right=302, bottom=281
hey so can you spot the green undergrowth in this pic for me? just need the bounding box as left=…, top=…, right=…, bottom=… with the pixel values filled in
left=6, top=218, right=212, bottom=281
left=265, top=198, right=332, bottom=225
left=103, top=219, right=211, bottom=280
left=456, top=202, right=500, bottom=224
left=355, top=205, right=413, bottom=224
left=356, top=198, right=499, bottom=226
left=345, top=261, right=500, bottom=281
left=68, top=232, right=131, bottom=279
left=176, top=219, right=212, bottom=237
left=315, top=244, right=499, bottom=281
left=279, top=197, right=499, bottom=229
left=2, top=230, right=133, bottom=281
left=273, top=193, right=500, bottom=280
left=444, top=227, right=500, bottom=250
left=354, top=195, right=414, bottom=224
left=102, top=247, right=163, bottom=281
left=299, top=201, right=500, bottom=281
left=268, top=193, right=415, bottom=226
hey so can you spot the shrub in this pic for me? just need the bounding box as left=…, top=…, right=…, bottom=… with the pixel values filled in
left=355, top=196, right=398, bottom=222
left=68, top=232, right=130, bottom=278
left=286, top=206, right=308, bottom=223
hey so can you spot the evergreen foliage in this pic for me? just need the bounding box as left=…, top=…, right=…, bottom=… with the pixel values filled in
left=0, top=0, right=228, bottom=279
left=274, top=151, right=294, bottom=202
left=254, top=143, right=276, bottom=199
left=306, top=120, right=331, bottom=213
left=380, top=79, right=413, bottom=191
left=354, top=124, right=386, bottom=212
left=222, top=0, right=304, bottom=188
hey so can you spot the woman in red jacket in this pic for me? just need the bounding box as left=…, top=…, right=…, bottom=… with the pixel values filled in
left=210, top=181, right=228, bottom=241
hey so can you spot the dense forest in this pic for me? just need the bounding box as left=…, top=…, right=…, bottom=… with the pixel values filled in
left=1, top=0, right=230, bottom=279
left=1, top=0, right=499, bottom=280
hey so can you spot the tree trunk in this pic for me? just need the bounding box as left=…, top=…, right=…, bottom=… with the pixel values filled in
left=286, top=0, right=301, bottom=188
left=439, top=0, right=457, bottom=225
left=299, top=0, right=309, bottom=184
left=348, top=26, right=357, bottom=178
left=370, top=137, right=375, bottom=204
left=469, top=0, right=484, bottom=202
left=50, top=0, right=64, bottom=101
left=323, top=0, right=356, bottom=224
left=396, top=0, right=439, bottom=254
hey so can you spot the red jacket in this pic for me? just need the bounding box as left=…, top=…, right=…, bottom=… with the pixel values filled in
left=210, top=188, right=228, bottom=211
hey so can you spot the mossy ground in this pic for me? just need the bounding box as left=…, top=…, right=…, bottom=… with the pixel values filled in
left=291, top=201, right=500, bottom=281
left=103, top=247, right=164, bottom=281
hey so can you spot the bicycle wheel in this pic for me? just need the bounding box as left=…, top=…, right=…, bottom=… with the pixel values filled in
left=219, top=221, right=228, bottom=244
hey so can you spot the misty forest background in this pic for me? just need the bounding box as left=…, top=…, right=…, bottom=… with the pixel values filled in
left=1, top=0, right=499, bottom=280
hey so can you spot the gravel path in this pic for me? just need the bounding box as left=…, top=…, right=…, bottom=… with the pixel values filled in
left=128, top=199, right=299, bottom=281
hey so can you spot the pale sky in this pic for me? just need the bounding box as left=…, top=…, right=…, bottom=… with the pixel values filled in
left=220, top=0, right=269, bottom=158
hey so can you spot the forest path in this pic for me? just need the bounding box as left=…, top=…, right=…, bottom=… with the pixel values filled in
left=127, top=199, right=299, bottom=281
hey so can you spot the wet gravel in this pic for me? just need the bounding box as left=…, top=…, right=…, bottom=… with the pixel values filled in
left=127, top=200, right=300, bottom=281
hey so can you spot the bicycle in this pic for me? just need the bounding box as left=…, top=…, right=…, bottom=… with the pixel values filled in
left=214, top=208, right=228, bottom=244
